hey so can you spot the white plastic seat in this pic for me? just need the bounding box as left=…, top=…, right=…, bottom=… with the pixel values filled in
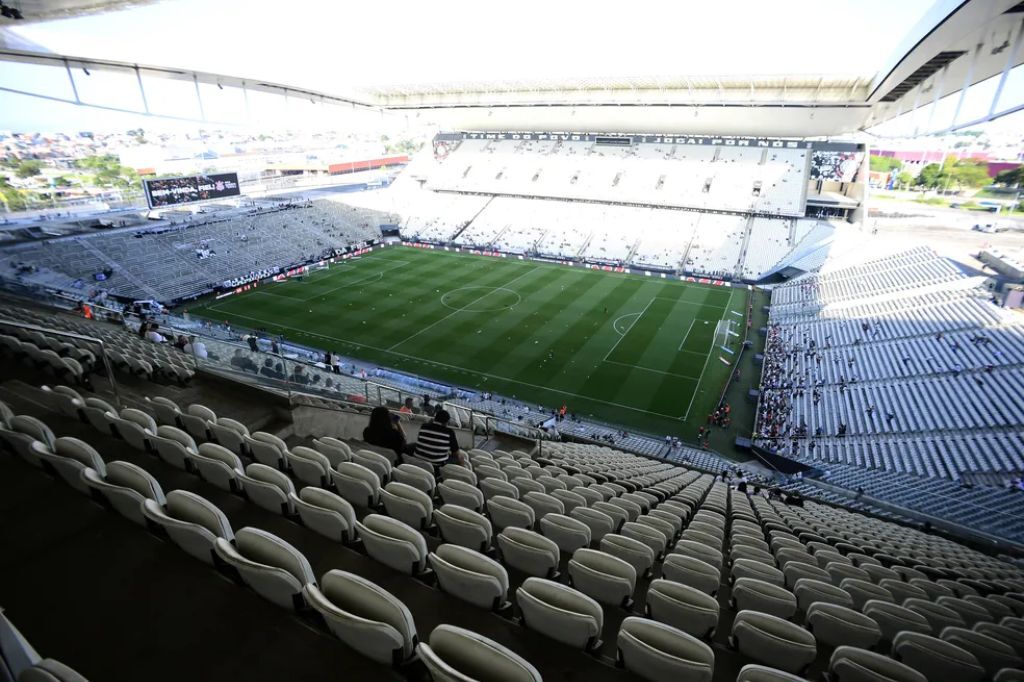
left=512, top=477, right=545, bottom=497
left=904, top=598, right=966, bottom=633
left=892, top=631, right=985, bottom=682
left=622, top=521, right=669, bottom=558
left=418, top=624, right=542, bottom=682
left=290, top=487, right=357, bottom=543
left=429, top=544, right=510, bottom=611
left=674, top=540, right=723, bottom=572
left=282, top=445, right=330, bottom=487
left=864, top=599, right=933, bottom=641
left=392, top=463, right=436, bottom=495
left=783, top=562, right=832, bottom=589
left=480, top=477, right=519, bottom=501
left=974, top=622, right=1024, bottom=657
left=240, top=463, right=296, bottom=515
left=731, top=558, right=785, bottom=587
left=192, top=442, right=244, bottom=492
left=476, top=464, right=507, bottom=482
left=180, top=403, right=215, bottom=441
left=828, top=562, right=872, bottom=587
left=601, top=533, right=656, bottom=580
left=441, top=464, right=478, bottom=486
left=498, top=527, right=559, bottom=577
left=805, top=602, right=882, bottom=649
left=151, top=425, right=197, bottom=470
left=142, top=490, right=233, bottom=564
left=731, top=610, right=816, bottom=674
left=214, top=527, right=315, bottom=610
left=617, top=616, right=715, bottom=682
left=111, top=408, right=157, bottom=452
left=938, top=597, right=993, bottom=627
left=647, top=579, right=720, bottom=639
left=437, top=479, right=484, bottom=512
left=646, top=509, right=683, bottom=537
left=42, top=436, right=104, bottom=493
left=570, top=506, right=615, bottom=544
left=879, top=578, right=928, bottom=605
left=522, top=491, right=565, bottom=521
left=568, top=548, right=636, bottom=607
left=357, top=514, right=429, bottom=575
left=434, top=504, right=493, bottom=552
left=304, top=569, right=417, bottom=665
left=82, top=460, right=164, bottom=525
left=81, top=397, right=117, bottom=436
left=939, top=627, right=1023, bottom=678
left=732, top=578, right=798, bottom=620
left=381, top=481, right=433, bottom=530
left=551, top=489, right=587, bottom=515
left=608, top=497, right=642, bottom=522
left=539, top=513, right=591, bottom=554
left=662, top=554, right=721, bottom=596
left=516, top=577, right=603, bottom=650
left=736, top=664, right=806, bottom=682
left=208, top=417, right=249, bottom=456
left=828, top=646, right=927, bottom=682
left=794, top=578, right=854, bottom=611
left=487, top=495, right=535, bottom=531
left=841, top=578, right=894, bottom=610
left=0, top=414, right=55, bottom=468
left=145, top=396, right=181, bottom=426
left=246, top=431, right=289, bottom=469
left=333, top=461, right=382, bottom=508
left=353, top=449, right=392, bottom=483
left=313, top=436, right=352, bottom=467
left=592, top=501, right=628, bottom=530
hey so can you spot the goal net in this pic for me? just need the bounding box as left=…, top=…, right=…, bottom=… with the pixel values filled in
left=714, top=319, right=738, bottom=353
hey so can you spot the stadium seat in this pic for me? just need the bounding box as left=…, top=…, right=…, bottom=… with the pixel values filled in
left=487, top=495, right=535, bottom=531
left=437, top=479, right=484, bottom=512
left=622, top=521, right=669, bottom=557
left=730, top=611, right=816, bottom=673
left=522, top=491, right=565, bottom=521
left=793, top=578, right=854, bottom=611
left=497, top=527, right=559, bottom=578
left=731, top=558, right=785, bottom=587
left=143, top=490, right=233, bottom=564
left=312, top=436, right=352, bottom=467
left=731, top=578, right=798, bottom=619
left=736, top=664, right=806, bottom=682
left=539, top=513, right=591, bottom=553
left=551, top=488, right=587, bottom=514
left=646, top=578, right=720, bottom=639
left=418, top=625, right=542, bottom=682
left=570, top=506, right=615, bottom=544
left=829, top=646, right=927, bottom=682
left=674, top=540, right=723, bottom=572
left=192, top=442, right=244, bottom=492
left=381, top=481, right=433, bottom=530
left=214, top=527, right=315, bottom=610
left=81, top=398, right=117, bottom=436
left=662, top=554, right=720, bottom=595
left=391, top=463, right=436, bottom=495
left=892, top=631, right=985, bottom=682
left=516, top=578, right=603, bottom=650
left=82, top=460, right=164, bottom=525
left=357, top=514, right=429, bottom=575
left=863, top=600, right=933, bottom=641
left=290, top=487, right=357, bottom=543
left=480, top=477, right=519, bottom=501
left=151, top=425, right=197, bottom=470
left=617, top=616, right=715, bottom=682
left=434, top=504, right=493, bottom=552
left=601, top=533, right=656, bottom=580
left=939, top=627, right=1023, bottom=678
left=841, top=578, right=894, bottom=610
left=352, top=449, right=392, bottom=483
left=239, top=463, right=295, bottom=515
left=568, top=547, right=636, bottom=607
left=429, top=544, right=509, bottom=611
left=592, top=500, right=628, bottom=530
left=179, top=403, right=215, bottom=442
left=41, top=436, right=104, bottom=493
left=974, top=622, right=1024, bottom=657
left=304, top=569, right=417, bottom=665
left=111, top=408, right=157, bottom=452
left=805, top=602, right=882, bottom=649
left=441, top=464, right=478, bottom=486
left=145, top=395, right=181, bottom=426
left=285, top=445, right=332, bottom=487
left=333, top=461, right=382, bottom=508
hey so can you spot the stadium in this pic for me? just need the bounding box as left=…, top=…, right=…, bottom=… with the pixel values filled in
left=0, top=1, right=1024, bottom=681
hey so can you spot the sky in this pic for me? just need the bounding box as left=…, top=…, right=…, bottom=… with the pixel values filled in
left=0, top=0, right=975, bottom=133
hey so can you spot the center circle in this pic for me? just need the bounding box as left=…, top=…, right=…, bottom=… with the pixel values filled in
left=441, top=286, right=522, bottom=312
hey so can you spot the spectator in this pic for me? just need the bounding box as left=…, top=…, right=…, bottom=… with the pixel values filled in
left=421, top=394, right=436, bottom=417
left=173, top=334, right=188, bottom=351
left=290, top=364, right=310, bottom=385
left=399, top=397, right=414, bottom=414
left=137, top=319, right=149, bottom=339
left=411, top=409, right=466, bottom=470
left=362, top=406, right=409, bottom=458
left=246, top=334, right=259, bottom=352
left=145, top=323, right=166, bottom=344
left=183, top=335, right=208, bottom=360
left=230, top=349, right=257, bottom=373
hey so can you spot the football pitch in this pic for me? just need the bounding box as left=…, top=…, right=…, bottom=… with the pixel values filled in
left=190, top=247, right=748, bottom=437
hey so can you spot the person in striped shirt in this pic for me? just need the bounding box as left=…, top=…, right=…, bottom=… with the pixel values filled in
left=411, top=409, right=466, bottom=469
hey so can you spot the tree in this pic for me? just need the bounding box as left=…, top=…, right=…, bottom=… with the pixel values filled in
left=15, top=160, right=43, bottom=179
left=944, top=159, right=990, bottom=189
left=0, top=176, right=27, bottom=211
left=870, top=155, right=902, bottom=173
left=897, top=172, right=914, bottom=189
left=995, top=165, right=1024, bottom=187
left=917, top=163, right=943, bottom=189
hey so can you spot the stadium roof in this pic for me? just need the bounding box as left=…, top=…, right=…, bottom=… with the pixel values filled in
left=0, top=0, right=1022, bottom=136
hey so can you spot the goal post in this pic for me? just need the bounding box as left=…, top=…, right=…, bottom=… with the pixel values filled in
left=714, top=319, right=738, bottom=353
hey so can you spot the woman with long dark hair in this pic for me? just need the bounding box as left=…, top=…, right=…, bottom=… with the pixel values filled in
left=363, top=406, right=408, bottom=458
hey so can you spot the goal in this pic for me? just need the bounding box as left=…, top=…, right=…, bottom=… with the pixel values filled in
left=714, top=319, right=738, bottom=352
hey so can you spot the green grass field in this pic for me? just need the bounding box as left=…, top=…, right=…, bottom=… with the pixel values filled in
left=190, top=247, right=748, bottom=438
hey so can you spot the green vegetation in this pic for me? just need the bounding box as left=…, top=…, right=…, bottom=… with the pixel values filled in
left=190, top=248, right=749, bottom=438
left=916, top=159, right=991, bottom=190
left=0, top=176, right=27, bottom=211
left=74, top=155, right=141, bottom=193
left=869, top=155, right=902, bottom=172
left=994, top=165, right=1023, bottom=187
left=14, top=160, right=43, bottom=179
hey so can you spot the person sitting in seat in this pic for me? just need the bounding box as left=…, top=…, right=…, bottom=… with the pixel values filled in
left=230, top=349, right=258, bottom=373
left=410, top=409, right=466, bottom=470
left=145, top=323, right=166, bottom=344
left=399, top=397, right=415, bottom=415
left=363, top=406, right=409, bottom=458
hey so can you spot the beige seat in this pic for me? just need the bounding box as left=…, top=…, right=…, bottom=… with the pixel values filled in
left=731, top=558, right=785, bottom=587
left=965, top=596, right=1015, bottom=622
left=239, top=463, right=295, bottom=515
left=568, top=548, right=636, bottom=607
left=617, top=616, right=715, bottom=682
left=938, top=597, right=993, bottom=627
left=974, top=622, right=1024, bottom=657
left=731, top=610, right=816, bottom=673
left=841, top=578, right=894, bottom=610
left=287, top=446, right=332, bottom=487
left=736, top=664, right=806, bottom=682
left=290, top=487, right=356, bottom=543
left=732, top=578, right=797, bottom=619
left=352, top=449, right=392, bottom=484
left=512, top=477, right=545, bottom=497
left=674, top=540, right=723, bottom=572
left=783, top=562, right=831, bottom=589
left=334, top=461, right=382, bottom=508
left=391, top=463, right=435, bottom=495
left=245, top=431, right=290, bottom=469
left=142, top=490, right=233, bottom=564
left=550, top=488, right=587, bottom=515
left=304, top=569, right=417, bottom=665
left=623, top=521, right=669, bottom=558
left=480, top=477, right=519, bottom=501
left=522, top=491, right=565, bottom=521
left=516, top=578, right=603, bottom=650
left=601, top=534, right=656, bottom=580
left=418, top=624, right=542, bottom=682
left=208, top=417, right=249, bottom=456
left=488, top=495, right=536, bottom=531
left=498, top=527, right=559, bottom=578
left=441, top=463, right=478, bottom=486
left=82, top=460, right=164, bottom=525
left=805, top=602, right=882, bottom=649
left=829, top=646, right=927, bottom=682
left=151, top=425, right=197, bottom=471
left=592, top=501, right=628, bottom=531
left=828, top=562, right=872, bottom=587
left=892, top=631, right=985, bottom=682
left=214, top=527, right=315, bottom=610
left=904, top=598, right=966, bottom=633
left=540, top=513, right=591, bottom=554
left=910, top=578, right=955, bottom=601
left=880, top=578, right=928, bottom=605
left=863, top=600, right=932, bottom=641
left=192, top=442, right=244, bottom=492
left=939, top=627, right=1023, bottom=678
left=312, top=436, right=352, bottom=467
left=434, top=504, right=493, bottom=553
left=437, top=479, right=485, bottom=512
left=41, top=437, right=104, bottom=494
left=430, top=544, right=510, bottom=611
left=662, top=554, right=721, bottom=596
left=112, top=408, right=157, bottom=452
left=794, top=578, right=854, bottom=611
left=571, top=507, right=616, bottom=544
left=381, top=481, right=433, bottom=530
left=647, top=579, right=720, bottom=639
left=357, top=514, right=429, bottom=575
